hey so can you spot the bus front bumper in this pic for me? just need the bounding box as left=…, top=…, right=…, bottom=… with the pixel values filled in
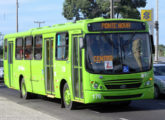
left=84, top=87, right=154, bottom=104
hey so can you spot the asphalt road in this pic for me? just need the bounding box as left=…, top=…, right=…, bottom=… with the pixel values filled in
left=0, top=84, right=165, bottom=120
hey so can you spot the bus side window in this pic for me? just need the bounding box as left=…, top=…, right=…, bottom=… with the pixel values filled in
left=24, top=37, right=33, bottom=60
left=56, top=32, right=69, bottom=60
left=16, top=38, right=23, bottom=60
left=34, top=35, right=42, bottom=60
left=4, top=39, right=7, bottom=60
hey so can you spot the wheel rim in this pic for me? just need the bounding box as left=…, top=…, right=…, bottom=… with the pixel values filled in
left=22, top=83, right=26, bottom=96
left=64, top=87, right=71, bottom=106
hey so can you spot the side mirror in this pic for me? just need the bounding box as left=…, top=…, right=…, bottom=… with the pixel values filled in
left=150, top=35, right=155, bottom=54
left=79, top=37, right=84, bottom=49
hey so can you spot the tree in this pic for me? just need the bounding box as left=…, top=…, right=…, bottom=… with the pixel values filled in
left=62, top=0, right=147, bottom=21
left=158, top=45, right=165, bottom=57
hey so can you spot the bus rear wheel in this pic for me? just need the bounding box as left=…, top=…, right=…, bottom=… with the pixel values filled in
left=20, top=78, right=30, bottom=99
left=63, top=83, right=75, bottom=110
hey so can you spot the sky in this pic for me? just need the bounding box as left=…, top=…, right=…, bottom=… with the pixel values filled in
left=0, top=0, right=164, bottom=45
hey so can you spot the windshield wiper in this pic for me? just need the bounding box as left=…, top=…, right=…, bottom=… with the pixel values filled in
left=121, top=33, right=136, bottom=59
left=122, top=32, right=136, bottom=47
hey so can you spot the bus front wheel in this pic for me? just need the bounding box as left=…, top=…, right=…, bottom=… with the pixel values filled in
left=63, top=83, right=75, bottom=110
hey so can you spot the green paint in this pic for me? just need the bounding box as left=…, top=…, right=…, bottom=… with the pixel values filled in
left=3, top=18, right=154, bottom=105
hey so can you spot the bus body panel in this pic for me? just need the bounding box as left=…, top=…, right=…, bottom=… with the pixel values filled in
left=83, top=70, right=154, bottom=103
left=31, top=60, right=45, bottom=94
left=3, top=18, right=154, bottom=105
left=85, top=86, right=154, bottom=104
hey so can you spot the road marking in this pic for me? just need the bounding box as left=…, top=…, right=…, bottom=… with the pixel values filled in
left=120, top=118, right=129, bottom=120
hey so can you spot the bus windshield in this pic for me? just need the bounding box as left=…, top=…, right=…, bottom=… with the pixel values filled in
left=85, top=33, right=152, bottom=74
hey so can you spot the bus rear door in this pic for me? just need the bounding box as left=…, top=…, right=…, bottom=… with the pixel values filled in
left=8, top=41, right=14, bottom=87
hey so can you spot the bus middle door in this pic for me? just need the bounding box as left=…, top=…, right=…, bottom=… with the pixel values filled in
left=44, top=37, right=54, bottom=95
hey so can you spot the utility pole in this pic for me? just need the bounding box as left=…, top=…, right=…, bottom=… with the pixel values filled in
left=16, top=0, right=19, bottom=32
left=110, top=0, right=121, bottom=18
left=155, top=0, right=159, bottom=61
left=34, top=21, right=45, bottom=28
left=110, top=0, right=114, bottom=18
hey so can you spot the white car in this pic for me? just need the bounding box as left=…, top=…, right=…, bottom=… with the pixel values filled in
left=153, top=64, right=165, bottom=98
left=0, top=60, right=4, bottom=80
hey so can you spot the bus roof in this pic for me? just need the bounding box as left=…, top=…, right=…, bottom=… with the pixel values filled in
left=4, top=18, right=148, bottom=39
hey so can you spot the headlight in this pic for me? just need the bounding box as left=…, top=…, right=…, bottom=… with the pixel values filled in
left=145, top=81, right=151, bottom=86
left=93, top=83, right=99, bottom=89
left=145, top=77, right=153, bottom=86
left=91, top=81, right=101, bottom=89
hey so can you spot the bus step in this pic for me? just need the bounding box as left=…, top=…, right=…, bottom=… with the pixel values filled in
left=47, top=94, right=55, bottom=98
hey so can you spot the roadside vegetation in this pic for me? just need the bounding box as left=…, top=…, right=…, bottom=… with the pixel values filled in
left=62, top=0, right=147, bottom=21
left=159, top=44, right=165, bottom=57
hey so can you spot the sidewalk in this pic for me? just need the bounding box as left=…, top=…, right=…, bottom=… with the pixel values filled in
left=0, top=95, right=59, bottom=120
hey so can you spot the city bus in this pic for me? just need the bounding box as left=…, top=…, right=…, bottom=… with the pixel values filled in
left=3, top=18, right=155, bottom=109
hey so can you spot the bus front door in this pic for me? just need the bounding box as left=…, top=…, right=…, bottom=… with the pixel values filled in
left=72, top=36, right=84, bottom=100
left=8, top=42, right=13, bottom=87
left=44, top=38, right=54, bottom=95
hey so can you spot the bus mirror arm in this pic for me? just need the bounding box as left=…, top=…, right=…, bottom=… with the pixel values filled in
left=80, top=37, right=84, bottom=49
left=150, top=35, right=155, bottom=54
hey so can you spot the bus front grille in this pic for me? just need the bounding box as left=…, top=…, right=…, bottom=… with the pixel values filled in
left=104, top=94, right=142, bottom=99
left=103, top=78, right=142, bottom=90
left=105, top=83, right=141, bottom=89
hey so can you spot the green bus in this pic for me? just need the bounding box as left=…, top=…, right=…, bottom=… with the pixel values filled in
left=3, top=18, right=154, bottom=109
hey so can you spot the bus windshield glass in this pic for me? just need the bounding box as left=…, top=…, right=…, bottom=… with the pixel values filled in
left=85, top=33, right=152, bottom=74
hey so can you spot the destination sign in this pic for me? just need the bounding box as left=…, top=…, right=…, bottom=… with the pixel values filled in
left=88, top=21, right=146, bottom=32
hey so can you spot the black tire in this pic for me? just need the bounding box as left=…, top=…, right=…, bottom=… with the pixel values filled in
left=20, top=78, right=31, bottom=99
left=154, top=85, right=160, bottom=99
left=63, top=83, right=75, bottom=110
